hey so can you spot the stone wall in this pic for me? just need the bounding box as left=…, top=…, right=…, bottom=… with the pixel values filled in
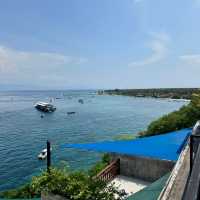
left=110, top=153, right=175, bottom=182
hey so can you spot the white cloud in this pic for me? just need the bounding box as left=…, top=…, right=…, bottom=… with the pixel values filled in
left=128, top=32, right=170, bottom=67
left=0, top=46, right=87, bottom=74
left=180, top=54, right=200, bottom=65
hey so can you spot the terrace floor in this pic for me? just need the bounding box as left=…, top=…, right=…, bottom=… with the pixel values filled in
left=108, top=175, right=150, bottom=197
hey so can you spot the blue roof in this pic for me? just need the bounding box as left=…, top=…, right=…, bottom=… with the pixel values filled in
left=62, top=128, right=192, bottom=161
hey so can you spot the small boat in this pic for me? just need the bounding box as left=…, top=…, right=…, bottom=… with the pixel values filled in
left=67, top=111, right=76, bottom=115
left=38, top=148, right=52, bottom=160
left=78, top=99, right=84, bottom=104
left=38, top=149, right=47, bottom=160
left=35, top=102, right=56, bottom=112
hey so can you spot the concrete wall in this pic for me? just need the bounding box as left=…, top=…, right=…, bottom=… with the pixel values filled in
left=41, top=192, right=69, bottom=200
left=110, top=153, right=175, bottom=182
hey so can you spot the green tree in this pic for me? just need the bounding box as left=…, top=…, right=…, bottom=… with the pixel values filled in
left=144, top=93, right=200, bottom=136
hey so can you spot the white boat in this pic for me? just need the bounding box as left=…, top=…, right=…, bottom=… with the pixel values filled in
left=38, top=148, right=52, bottom=160
left=35, top=102, right=56, bottom=112
left=38, top=149, right=47, bottom=160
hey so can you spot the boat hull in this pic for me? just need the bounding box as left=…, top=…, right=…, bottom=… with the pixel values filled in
left=35, top=104, right=56, bottom=113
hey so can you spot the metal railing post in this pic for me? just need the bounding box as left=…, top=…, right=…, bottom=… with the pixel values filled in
left=190, top=135, right=193, bottom=175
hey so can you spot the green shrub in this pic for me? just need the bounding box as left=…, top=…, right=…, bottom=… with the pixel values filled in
left=143, top=93, right=200, bottom=136
left=31, top=168, right=126, bottom=200
left=1, top=159, right=126, bottom=200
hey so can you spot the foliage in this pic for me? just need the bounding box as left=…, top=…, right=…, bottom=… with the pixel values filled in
left=141, top=93, right=200, bottom=136
left=32, top=168, right=126, bottom=200
left=1, top=154, right=125, bottom=200
left=1, top=167, right=126, bottom=200
left=88, top=153, right=111, bottom=177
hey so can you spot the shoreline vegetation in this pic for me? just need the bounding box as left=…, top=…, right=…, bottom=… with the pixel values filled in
left=98, top=88, right=200, bottom=100
left=138, top=93, right=200, bottom=137
left=2, top=90, right=200, bottom=199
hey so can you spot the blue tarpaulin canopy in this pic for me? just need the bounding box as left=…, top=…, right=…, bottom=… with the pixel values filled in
left=62, top=128, right=192, bottom=161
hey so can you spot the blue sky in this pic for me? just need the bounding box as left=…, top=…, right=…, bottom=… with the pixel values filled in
left=0, top=0, right=200, bottom=90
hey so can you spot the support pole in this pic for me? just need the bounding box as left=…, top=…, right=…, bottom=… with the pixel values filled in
left=190, top=135, right=193, bottom=175
left=47, top=140, right=51, bottom=173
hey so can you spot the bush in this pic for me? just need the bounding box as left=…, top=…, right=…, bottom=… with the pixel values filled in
left=32, top=169, right=97, bottom=199
left=142, top=93, right=200, bottom=136
left=30, top=168, right=126, bottom=200
left=1, top=157, right=126, bottom=200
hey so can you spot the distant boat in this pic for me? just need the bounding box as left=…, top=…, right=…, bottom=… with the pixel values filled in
left=67, top=111, right=76, bottom=115
left=38, top=148, right=52, bottom=160
left=38, top=149, right=47, bottom=160
left=78, top=99, right=84, bottom=104
left=35, top=102, right=56, bottom=112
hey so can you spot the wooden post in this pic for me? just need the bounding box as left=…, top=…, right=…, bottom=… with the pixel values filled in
left=47, top=140, right=51, bottom=173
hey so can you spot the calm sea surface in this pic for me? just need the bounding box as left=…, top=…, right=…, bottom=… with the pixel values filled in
left=0, top=90, right=187, bottom=191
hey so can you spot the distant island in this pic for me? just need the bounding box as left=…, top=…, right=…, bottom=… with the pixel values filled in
left=98, top=88, right=200, bottom=99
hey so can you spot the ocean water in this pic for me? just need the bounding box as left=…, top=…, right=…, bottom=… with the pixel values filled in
left=0, top=90, right=187, bottom=191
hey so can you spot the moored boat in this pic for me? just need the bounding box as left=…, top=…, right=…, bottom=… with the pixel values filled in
left=35, top=102, right=56, bottom=112
left=67, top=111, right=76, bottom=115
left=38, top=149, right=47, bottom=160
left=38, top=148, right=52, bottom=160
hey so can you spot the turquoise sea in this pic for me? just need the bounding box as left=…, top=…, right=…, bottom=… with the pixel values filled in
left=0, top=90, right=187, bottom=191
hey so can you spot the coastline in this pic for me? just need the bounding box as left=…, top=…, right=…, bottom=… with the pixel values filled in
left=97, top=88, right=199, bottom=100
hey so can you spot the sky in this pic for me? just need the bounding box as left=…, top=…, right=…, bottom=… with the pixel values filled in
left=0, top=0, right=200, bottom=90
